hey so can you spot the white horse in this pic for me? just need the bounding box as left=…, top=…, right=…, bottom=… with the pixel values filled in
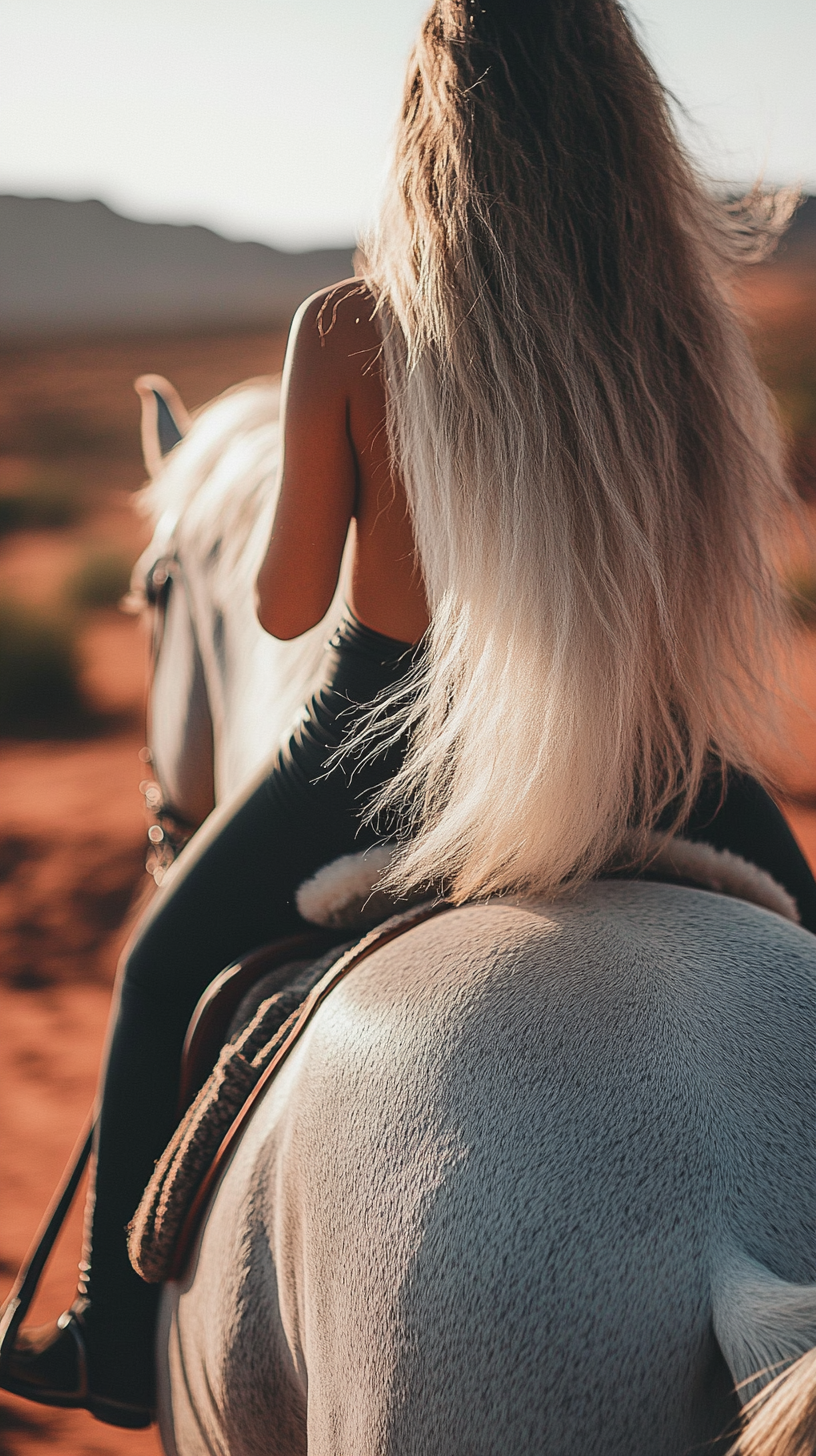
left=135, top=381, right=816, bottom=1456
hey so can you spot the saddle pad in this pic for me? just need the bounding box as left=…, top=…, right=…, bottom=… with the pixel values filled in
left=128, top=943, right=348, bottom=1284
left=178, top=929, right=343, bottom=1114
left=128, top=901, right=448, bottom=1284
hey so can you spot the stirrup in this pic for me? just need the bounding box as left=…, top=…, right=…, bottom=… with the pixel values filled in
left=0, top=1305, right=88, bottom=1410
left=0, top=1110, right=95, bottom=1372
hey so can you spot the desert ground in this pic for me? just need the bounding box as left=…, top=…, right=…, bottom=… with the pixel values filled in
left=0, top=274, right=814, bottom=1456
left=0, top=326, right=286, bottom=1456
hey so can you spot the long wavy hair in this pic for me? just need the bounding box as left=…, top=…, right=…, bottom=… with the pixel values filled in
left=360, top=0, right=797, bottom=903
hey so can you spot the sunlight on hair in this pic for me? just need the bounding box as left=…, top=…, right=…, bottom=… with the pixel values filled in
left=358, top=0, right=800, bottom=903
left=728, top=1348, right=816, bottom=1456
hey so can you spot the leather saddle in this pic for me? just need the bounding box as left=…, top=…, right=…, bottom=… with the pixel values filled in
left=177, top=927, right=345, bottom=1115
left=127, top=901, right=448, bottom=1285
left=0, top=898, right=443, bottom=1366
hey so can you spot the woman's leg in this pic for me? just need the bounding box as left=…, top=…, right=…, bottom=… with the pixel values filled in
left=80, top=765, right=309, bottom=1409
left=681, top=770, right=816, bottom=934
left=4, top=745, right=377, bottom=1420
left=3, top=614, right=419, bottom=1420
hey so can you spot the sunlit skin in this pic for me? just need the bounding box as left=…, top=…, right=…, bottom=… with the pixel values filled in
left=256, top=278, right=430, bottom=644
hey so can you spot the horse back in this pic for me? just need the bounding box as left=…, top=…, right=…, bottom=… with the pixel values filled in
left=161, top=885, right=816, bottom=1456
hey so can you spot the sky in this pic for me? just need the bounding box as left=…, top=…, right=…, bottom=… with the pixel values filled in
left=0, top=0, right=813, bottom=251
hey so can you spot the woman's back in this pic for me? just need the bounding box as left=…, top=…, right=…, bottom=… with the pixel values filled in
left=256, top=279, right=429, bottom=646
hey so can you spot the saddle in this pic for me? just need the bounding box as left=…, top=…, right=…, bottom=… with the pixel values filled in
left=129, top=898, right=448, bottom=1284
left=178, top=929, right=344, bottom=1112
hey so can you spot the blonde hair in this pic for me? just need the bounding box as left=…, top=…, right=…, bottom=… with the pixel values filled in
left=361, top=0, right=797, bottom=903
left=727, top=1348, right=816, bottom=1456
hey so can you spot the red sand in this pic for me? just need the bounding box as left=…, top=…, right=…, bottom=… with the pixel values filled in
left=0, top=727, right=161, bottom=1456
left=0, top=619, right=160, bottom=1453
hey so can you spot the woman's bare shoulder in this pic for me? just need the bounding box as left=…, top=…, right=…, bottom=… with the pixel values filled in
left=289, top=279, right=381, bottom=373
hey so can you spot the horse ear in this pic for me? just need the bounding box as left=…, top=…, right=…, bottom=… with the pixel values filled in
left=134, top=375, right=192, bottom=478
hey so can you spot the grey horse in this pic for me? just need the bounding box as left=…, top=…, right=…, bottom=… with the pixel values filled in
left=155, top=887, right=816, bottom=1456
left=136, top=381, right=816, bottom=1456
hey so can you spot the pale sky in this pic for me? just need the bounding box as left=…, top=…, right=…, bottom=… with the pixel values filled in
left=0, top=0, right=813, bottom=251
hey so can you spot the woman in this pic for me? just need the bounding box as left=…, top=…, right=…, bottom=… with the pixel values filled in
left=3, top=0, right=815, bottom=1428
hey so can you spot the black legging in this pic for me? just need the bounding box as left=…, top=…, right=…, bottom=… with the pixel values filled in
left=82, top=612, right=420, bottom=1404
left=79, top=612, right=816, bottom=1406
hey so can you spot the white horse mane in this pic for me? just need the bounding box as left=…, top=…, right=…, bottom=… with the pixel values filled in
left=136, top=379, right=283, bottom=598
left=134, top=377, right=349, bottom=806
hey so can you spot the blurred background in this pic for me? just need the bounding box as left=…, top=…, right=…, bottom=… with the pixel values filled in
left=0, top=2, right=813, bottom=1452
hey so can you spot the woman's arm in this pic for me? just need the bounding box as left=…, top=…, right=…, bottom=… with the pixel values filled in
left=256, top=286, right=359, bottom=640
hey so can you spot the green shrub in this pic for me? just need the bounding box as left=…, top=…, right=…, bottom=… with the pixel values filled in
left=0, top=473, right=87, bottom=535
left=67, top=550, right=133, bottom=609
left=0, top=600, right=88, bottom=735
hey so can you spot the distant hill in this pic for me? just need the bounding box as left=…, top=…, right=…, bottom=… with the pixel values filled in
left=0, top=196, right=355, bottom=337
left=0, top=193, right=811, bottom=340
